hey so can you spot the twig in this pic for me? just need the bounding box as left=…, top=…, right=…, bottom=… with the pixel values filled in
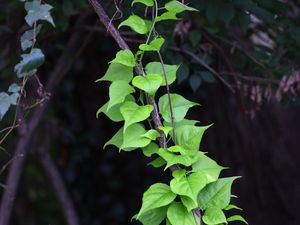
left=0, top=15, right=92, bottom=225
left=171, top=47, right=235, bottom=93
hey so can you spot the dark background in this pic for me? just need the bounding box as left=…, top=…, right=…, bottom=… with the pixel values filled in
left=1, top=1, right=300, bottom=225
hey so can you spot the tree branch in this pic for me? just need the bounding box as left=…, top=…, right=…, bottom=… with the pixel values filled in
left=36, top=141, right=80, bottom=225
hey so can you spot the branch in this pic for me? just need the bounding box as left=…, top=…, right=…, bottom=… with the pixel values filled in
left=36, top=142, right=80, bottom=225
left=171, top=47, right=236, bottom=93
left=0, top=16, right=92, bottom=225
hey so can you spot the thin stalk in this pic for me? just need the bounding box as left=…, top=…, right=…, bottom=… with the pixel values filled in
left=157, top=51, right=176, bottom=144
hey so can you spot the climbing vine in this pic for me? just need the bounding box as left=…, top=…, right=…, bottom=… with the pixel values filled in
left=97, top=1, right=247, bottom=225
left=0, top=0, right=54, bottom=144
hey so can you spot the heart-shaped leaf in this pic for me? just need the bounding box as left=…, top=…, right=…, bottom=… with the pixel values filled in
left=132, top=74, right=162, bottom=96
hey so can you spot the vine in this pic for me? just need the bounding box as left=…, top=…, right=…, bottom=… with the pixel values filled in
left=97, top=1, right=248, bottom=225
left=0, top=0, right=54, bottom=145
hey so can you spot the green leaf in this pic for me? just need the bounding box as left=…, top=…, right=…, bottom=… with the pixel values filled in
left=167, top=202, right=199, bottom=225
left=227, top=215, right=248, bottom=224
left=96, top=95, right=135, bottom=122
left=136, top=207, right=167, bottom=225
left=165, top=1, right=198, bottom=14
left=141, top=129, right=160, bottom=140
left=176, top=125, right=211, bottom=151
left=137, top=183, right=177, bottom=219
left=107, top=80, right=135, bottom=110
left=14, top=48, right=45, bottom=78
left=139, top=37, right=165, bottom=51
left=192, top=155, right=225, bottom=183
left=170, top=171, right=207, bottom=207
left=164, top=119, right=199, bottom=128
left=189, top=74, right=202, bottom=92
left=172, top=169, right=186, bottom=180
left=120, top=101, right=153, bottom=132
left=8, top=83, right=20, bottom=93
left=104, top=127, right=123, bottom=149
left=156, top=11, right=178, bottom=22
left=197, top=177, right=240, bottom=210
left=148, top=157, right=166, bottom=168
left=158, top=94, right=199, bottom=123
left=97, top=63, right=133, bottom=83
left=158, top=149, right=203, bottom=169
left=110, top=49, right=136, bottom=67
left=0, top=92, right=19, bottom=120
left=119, top=15, right=148, bottom=34
left=20, top=25, right=42, bottom=51
left=201, top=71, right=216, bottom=83
left=180, top=196, right=197, bottom=212
left=142, top=142, right=159, bottom=157
left=25, top=0, right=55, bottom=26
left=188, top=30, right=201, bottom=47
left=132, top=74, right=163, bottom=96
left=145, top=62, right=178, bottom=86
left=121, top=123, right=152, bottom=149
left=132, top=0, right=153, bottom=7
left=203, top=207, right=227, bottom=225
left=158, top=126, right=173, bottom=138
left=224, top=204, right=242, bottom=211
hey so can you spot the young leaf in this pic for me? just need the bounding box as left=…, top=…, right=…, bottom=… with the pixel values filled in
left=121, top=123, right=152, bottom=149
left=139, top=37, right=165, bottom=52
left=137, top=183, right=176, bottom=219
left=157, top=149, right=203, bottom=169
left=110, top=49, right=136, bottom=67
left=158, top=126, right=173, bottom=138
left=141, top=129, right=160, bottom=140
left=132, top=0, right=154, bottom=7
left=8, top=83, right=20, bottom=93
left=148, top=157, right=166, bottom=168
left=156, top=12, right=178, bottom=22
left=172, top=169, right=186, bottom=180
left=192, top=154, right=225, bottom=183
left=224, top=204, right=242, bottom=211
left=107, top=80, right=135, bottom=110
left=145, top=62, right=178, bottom=86
left=158, top=94, right=199, bottom=123
left=142, top=142, right=159, bottom=157
left=180, top=196, right=197, bottom=212
left=0, top=92, right=19, bottom=120
left=14, top=48, right=45, bottom=78
left=165, top=1, right=198, bottom=14
left=197, top=177, right=240, bottom=210
left=170, top=171, right=207, bottom=206
left=227, top=215, right=248, bottom=224
left=136, top=207, right=168, bottom=225
left=104, top=127, right=124, bottom=149
left=120, top=101, right=153, bottom=132
left=175, top=125, right=211, bottom=151
left=20, top=25, right=42, bottom=51
left=132, top=74, right=163, bottom=96
left=25, top=0, right=55, bottom=26
left=97, top=63, right=133, bottom=83
left=202, top=207, right=227, bottom=225
left=119, top=15, right=148, bottom=34
left=97, top=95, right=135, bottom=121
left=167, top=202, right=199, bottom=225
left=164, top=119, right=199, bottom=128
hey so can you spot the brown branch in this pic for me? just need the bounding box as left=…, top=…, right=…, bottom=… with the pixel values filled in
left=36, top=142, right=80, bottom=225
left=0, top=16, right=92, bottom=225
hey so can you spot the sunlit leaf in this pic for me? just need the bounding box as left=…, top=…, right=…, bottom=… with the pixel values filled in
left=203, top=207, right=227, bottom=225
left=119, top=15, right=148, bottom=34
